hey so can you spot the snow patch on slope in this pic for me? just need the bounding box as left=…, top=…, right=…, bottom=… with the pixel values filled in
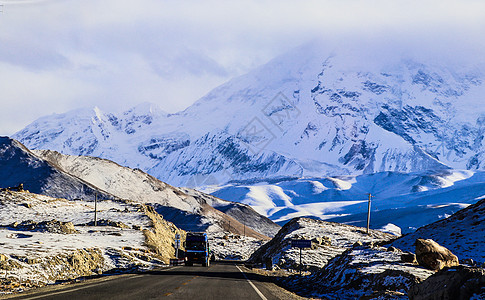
left=212, top=170, right=485, bottom=234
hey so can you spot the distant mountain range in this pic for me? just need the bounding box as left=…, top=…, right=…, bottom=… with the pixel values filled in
left=211, top=170, right=485, bottom=234
left=0, top=137, right=279, bottom=237
left=12, top=41, right=485, bottom=188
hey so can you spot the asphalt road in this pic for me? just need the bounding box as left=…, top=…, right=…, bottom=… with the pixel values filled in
left=5, top=262, right=301, bottom=300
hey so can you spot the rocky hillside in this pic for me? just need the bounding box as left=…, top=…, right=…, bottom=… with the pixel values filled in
left=0, top=137, right=112, bottom=200
left=247, top=217, right=441, bottom=299
left=249, top=218, right=394, bottom=271
left=391, top=197, right=485, bottom=264
left=0, top=190, right=182, bottom=294
left=179, top=187, right=279, bottom=237
left=246, top=199, right=485, bottom=299
left=33, top=148, right=279, bottom=238
left=0, top=137, right=278, bottom=239
left=12, top=42, right=485, bottom=187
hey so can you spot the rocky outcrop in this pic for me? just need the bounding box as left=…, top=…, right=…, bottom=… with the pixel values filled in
left=249, top=217, right=394, bottom=271
left=0, top=248, right=105, bottom=294
left=142, top=204, right=185, bottom=264
left=0, top=183, right=24, bottom=192
left=401, top=252, right=417, bottom=264
left=10, top=219, right=78, bottom=234
left=81, top=219, right=130, bottom=229
left=415, top=239, right=459, bottom=271
left=408, top=266, right=485, bottom=300
left=391, top=197, right=485, bottom=263
left=63, top=248, right=105, bottom=278
left=278, top=246, right=434, bottom=299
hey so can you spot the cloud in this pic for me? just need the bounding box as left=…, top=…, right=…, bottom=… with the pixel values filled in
left=0, top=38, right=71, bottom=70
left=0, top=0, right=484, bottom=135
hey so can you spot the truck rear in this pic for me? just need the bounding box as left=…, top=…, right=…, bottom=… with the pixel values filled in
left=184, top=232, right=210, bottom=267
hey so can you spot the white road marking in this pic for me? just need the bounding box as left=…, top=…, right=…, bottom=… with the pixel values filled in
left=236, top=265, right=268, bottom=300
left=19, top=267, right=180, bottom=300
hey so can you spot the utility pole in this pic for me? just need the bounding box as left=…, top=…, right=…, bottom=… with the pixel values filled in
left=366, top=193, right=373, bottom=235
left=94, top=192, right=98, bottom=226
left=299, top=247, right=302, bottom=275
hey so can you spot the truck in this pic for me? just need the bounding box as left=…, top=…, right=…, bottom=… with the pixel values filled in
left=184, top=232, right=210, bottom=267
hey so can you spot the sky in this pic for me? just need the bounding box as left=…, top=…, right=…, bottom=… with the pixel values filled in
left=0, top=0, right=484, bottom=136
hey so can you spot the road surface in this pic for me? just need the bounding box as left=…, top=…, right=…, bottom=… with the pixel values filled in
left=4, top=262, right=303, bottom=300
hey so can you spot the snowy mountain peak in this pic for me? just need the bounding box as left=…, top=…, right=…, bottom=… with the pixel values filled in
left=123, top=102, right=167, bottom=118
left=13, top=42, right=485, bottom=186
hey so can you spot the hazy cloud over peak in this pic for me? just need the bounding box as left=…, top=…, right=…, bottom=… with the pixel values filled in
left=0, top=0, right=484, bottom=135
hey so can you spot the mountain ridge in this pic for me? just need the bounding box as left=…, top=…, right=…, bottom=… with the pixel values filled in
left=0, top=137, right=279, bottom=238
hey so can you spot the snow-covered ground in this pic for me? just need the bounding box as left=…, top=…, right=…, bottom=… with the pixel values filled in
left=211, top=170, right=485, bottom=234
left=280, top=246, right=435, bottom=300
left=208, top=232, right=266, bottom=261
left=0, top=190, right=180, bottom=294
left=247, top=217, right=441, bottom=299
left=391, top=197, right=485, bottom=264
left=249, top=218, right=395, bottom=271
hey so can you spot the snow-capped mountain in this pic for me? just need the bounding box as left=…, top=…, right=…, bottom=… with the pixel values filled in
left=13, top=41, right=485, bottom=188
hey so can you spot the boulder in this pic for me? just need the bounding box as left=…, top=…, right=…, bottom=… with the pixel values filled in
left=401, top=252, right=417, bottom=264
left=414, top=239, right=459, bottom=271
left=39, top=220, right=78, bottom=234
left=311, top=236, right=332, bottom=246
left=408, top=266, right=485, bottom=300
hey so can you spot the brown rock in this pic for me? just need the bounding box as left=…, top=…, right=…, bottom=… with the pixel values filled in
left=21, top=203, right=32, bottom=208
left=415, top=239, right=459, bottom=271
left=312, top=236, right=332, bottom=246
left=59, top=221, right=77, bottom=234
left=0, top=254, right=6, bottom=261
left=408, top=266, right=485, bottom=300
left=401, top=252, right=417, bottom=264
